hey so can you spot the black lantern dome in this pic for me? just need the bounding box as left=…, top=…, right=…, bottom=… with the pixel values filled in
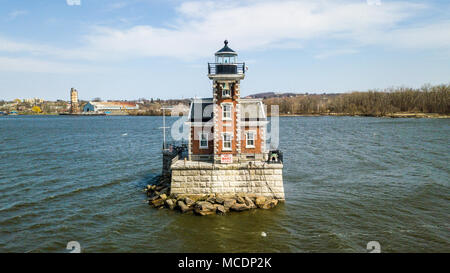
left=215, top=40, right=237, bottom=56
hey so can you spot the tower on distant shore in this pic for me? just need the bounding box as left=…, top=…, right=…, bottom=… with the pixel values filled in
left=70, top=88, right=79, bottom=113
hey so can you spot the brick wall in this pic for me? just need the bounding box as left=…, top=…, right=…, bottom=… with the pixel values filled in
left=240, top=126, right=262, bottom=154
left=191, top=126, right=214, bottom=155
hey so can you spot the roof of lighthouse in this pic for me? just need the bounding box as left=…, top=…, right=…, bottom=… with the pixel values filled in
left=215, top=40, right=237, bottom=56
left=188, top=98, right=214, bottom=123
left=187, top=98, right=267, bottom=124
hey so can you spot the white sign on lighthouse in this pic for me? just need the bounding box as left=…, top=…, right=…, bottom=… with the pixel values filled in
left=221, top=154, right=233, bottom=164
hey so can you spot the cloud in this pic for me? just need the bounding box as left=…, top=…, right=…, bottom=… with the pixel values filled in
left=367, top=0, right=382, bottom=6
left=0, top=56, right=110, bottom=74
left=80, top=0, right=448, bottom=59
left=0, top=0, right=449, bottom=62
left=314, top=49, right=359, bottom=59
left=0, top=36, right=101, bottom=61
left=107, top=2, right=128, bottom=11
left=357, top=20, right=450, bottom=50
left=66, top=0, right=81, bottom=6
left=7, top=10, right=28, bottom=20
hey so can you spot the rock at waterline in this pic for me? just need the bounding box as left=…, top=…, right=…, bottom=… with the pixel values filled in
left=148, top=195, right=159, bottom=201
left=165, top=199, right=176, bottom=210
left=145, top=179, right=282, bottom=215
left=194, top=201, right=216, bottom=216
left=206, top=196, right=216, bottom=204
left=244, top=196, right=256, bottom=209
left=159, top=187, right=169, bottom=195
left=223, top=199, right=236, bottom=210
left=261, top=199, right=278, bottom=209
left=159, top=193, right=167, bottom=200
left=151, top=198, right=165, bottom=208
left=184, top=197, right=195, bottom=206
left=255, top=196, right=266, bottom=208
left=236, top=195, right=246, bottom=204
left=177, top=200, right=192, bottom=213
left=215, top=196, right=225, bottom=205
left=214, top=204, right=226, bottom=215
left=230, top=203, right=250, bottom=212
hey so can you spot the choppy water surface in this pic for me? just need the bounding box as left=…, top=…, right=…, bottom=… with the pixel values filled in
left=0, top=116, right=448, bottom=252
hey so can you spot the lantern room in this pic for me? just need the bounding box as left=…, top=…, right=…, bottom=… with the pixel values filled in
left=208, top=40, right=245, bottom=77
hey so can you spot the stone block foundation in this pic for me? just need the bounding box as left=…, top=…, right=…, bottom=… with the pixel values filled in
left=170, top=161, right=285, bottom=200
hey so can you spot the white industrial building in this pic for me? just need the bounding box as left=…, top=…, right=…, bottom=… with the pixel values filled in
left=83, top=101, right=139, bottom=114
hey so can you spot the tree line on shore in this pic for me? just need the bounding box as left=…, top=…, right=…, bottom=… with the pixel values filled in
left=2, top=84, right=448, bottom=116
left=264, top=84, right=449, bottom=116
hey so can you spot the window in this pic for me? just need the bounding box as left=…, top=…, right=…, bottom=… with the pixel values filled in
left=222, top=82, right=231, bottom=97
left=199, top=133, right=208, bottom=149
left=222, top=103, right=232, bottom=120
left=246, top=131, right=256, bottom=148
left=222, top=133, right=232, bottom=151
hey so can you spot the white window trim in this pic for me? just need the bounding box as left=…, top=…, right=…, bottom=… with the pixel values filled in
left=221, top=103, right=232, bottom=121
left=246, top=130, right=256, bottom=148
left=198, top=132, right=208, bottom=149
left=222, top=132, right=233, bottom=151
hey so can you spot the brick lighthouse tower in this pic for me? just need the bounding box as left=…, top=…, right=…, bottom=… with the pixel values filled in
left=187, top=40, right=268, bottom=163
left=209, top=40, right=246, bottom=163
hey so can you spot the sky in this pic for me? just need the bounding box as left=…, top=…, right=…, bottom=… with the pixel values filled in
left=0, top=0, right=449, bottom=101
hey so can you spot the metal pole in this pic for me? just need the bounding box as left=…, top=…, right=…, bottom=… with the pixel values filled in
left=163, top=108, right=166, bottom=150
left=160, top=107, right=173, bottom=151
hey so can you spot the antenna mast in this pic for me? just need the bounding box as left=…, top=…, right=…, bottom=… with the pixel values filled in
left=160, top=107, right=173, bottom=150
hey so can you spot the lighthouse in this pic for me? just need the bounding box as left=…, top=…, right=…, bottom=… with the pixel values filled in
left=187, top=40, right=268, bottom=163
left=168, top=40, right=284, bottom=200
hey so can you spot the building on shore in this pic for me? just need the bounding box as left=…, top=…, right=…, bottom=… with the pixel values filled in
left=83, top=101, right=139, bottom=114
left=23, top=98, right=44, bottom=104
left=70, top=88, right=79, bottom=114
left=165, top=41, right=285, bottom=200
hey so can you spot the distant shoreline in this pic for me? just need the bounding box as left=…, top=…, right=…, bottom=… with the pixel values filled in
left=277, top=112, right=450, bottom=118
left=2, top=112, right=449, bottom=119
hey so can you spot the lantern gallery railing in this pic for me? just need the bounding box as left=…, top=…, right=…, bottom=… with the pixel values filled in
left=208, top=63, right=245, bottom=75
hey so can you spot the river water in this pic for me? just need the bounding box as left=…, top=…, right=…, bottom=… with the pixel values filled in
left=0, top=116, right=448, bottom=252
